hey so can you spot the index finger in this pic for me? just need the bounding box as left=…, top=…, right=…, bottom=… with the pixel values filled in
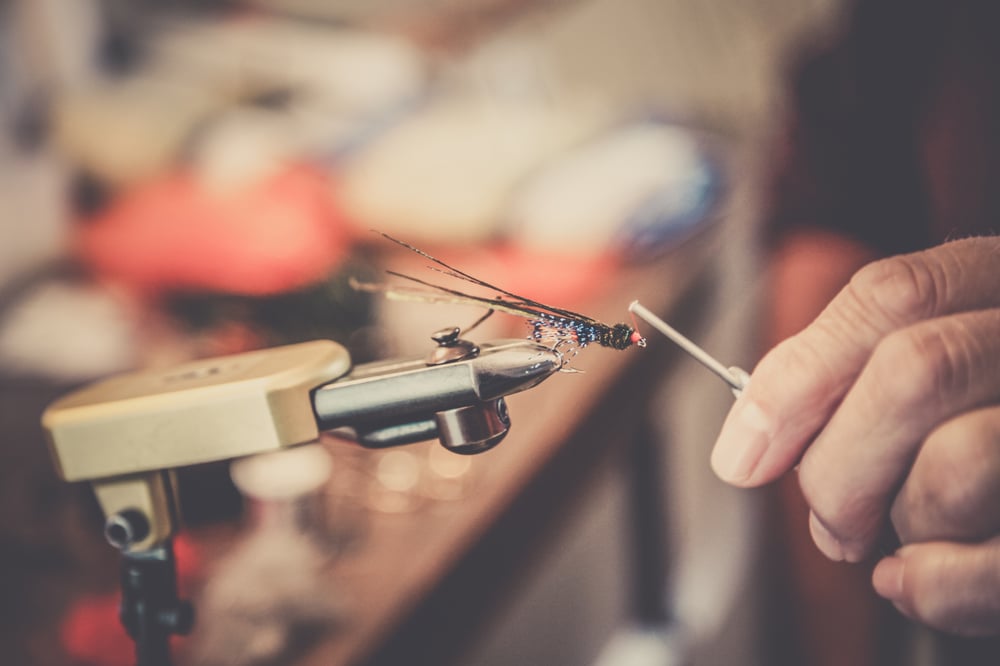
left=710, top=237, right=1000, bottom=487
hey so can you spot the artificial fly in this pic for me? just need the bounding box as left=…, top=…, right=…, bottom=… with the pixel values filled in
left=351, top=233, right=647, bottom=355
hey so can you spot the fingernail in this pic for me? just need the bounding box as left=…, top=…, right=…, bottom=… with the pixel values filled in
left=809, top=511, right=846, bottom=561
left=710, top=396, right=773, bottom=484
left=872, top=556, right=904, bottom=602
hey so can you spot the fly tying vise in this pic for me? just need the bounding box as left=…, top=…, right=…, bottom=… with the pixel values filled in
left=351, top=233, right=647, bottom=357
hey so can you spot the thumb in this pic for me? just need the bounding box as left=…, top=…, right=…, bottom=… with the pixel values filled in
left=873, top=538, right=1000, bottom=636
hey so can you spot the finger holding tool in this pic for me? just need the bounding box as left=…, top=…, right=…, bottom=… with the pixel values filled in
left=629, top=300, right=749, bottom=397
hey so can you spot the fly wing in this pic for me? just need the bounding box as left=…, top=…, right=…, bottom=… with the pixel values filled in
left=349, top=274, right=552, bottom=321
left=377, top=232, right=604, bottom=326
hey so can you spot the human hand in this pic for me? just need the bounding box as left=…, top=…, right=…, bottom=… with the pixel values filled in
left=709, top=237, right=1000, bottom=635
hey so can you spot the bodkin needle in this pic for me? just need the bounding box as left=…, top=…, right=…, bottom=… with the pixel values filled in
left=629, top=300, right=750, bottom=397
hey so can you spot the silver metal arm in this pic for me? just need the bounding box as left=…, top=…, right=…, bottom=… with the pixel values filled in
left=312, top=338, right=562, bottom=453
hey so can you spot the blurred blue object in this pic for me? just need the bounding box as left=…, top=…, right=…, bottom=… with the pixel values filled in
left=615, top=133, right=723, bottom=258
left=504, top=121, right=725, bottom=258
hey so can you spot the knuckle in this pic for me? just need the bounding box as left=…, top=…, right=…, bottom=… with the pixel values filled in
left=766, top=331, right=842, bottom=397
left=846, top=254, right=943, bottom=325
left=917, top=412, right=1000, bottom=536
left=920, top=453, right=976, bottom=523
left=868, top=323, right=967, bottom=409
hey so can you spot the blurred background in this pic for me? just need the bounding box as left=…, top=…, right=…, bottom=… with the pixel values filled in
left=8, top=0, right=995, bottom=665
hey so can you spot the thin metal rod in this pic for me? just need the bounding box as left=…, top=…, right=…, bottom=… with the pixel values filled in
left=629, top=300, right=745, bottom=392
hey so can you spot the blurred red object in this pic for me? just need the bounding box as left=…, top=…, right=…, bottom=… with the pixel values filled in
left=497, top=245, right=619, bottom=306
left=60, top=535, right=200, bottom=666
left=60, top=594, right=133, bottom=666
left=77, top=165, right=352, bottom=295
left=430, top=244, right=619, bottom=308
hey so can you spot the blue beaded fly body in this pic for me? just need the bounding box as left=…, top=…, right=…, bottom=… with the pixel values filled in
left=532, top=314, right=595, bottom=346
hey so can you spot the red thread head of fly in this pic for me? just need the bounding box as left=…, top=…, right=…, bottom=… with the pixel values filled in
left=629, top=310, right=647, bottom=348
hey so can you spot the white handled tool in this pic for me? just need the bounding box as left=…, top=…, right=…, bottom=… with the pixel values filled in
left=629, top=300, right=750, bottom=397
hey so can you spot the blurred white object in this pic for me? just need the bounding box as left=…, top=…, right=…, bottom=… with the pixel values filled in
left=54, top=18, right=426, bottom=186
left=0, top=153, right=69, bottom=288
left=7, top=0, right=102, bottom=90
left=151, top=18, right=425, bottom=116
left=230, top=444, right=333, bottom=504
left=0, top=281, right=138, bottom=381
left=341, top=94, right=612, bottom=243
left=53, top=77, right=222, bottom=186
left=505, top=123, right=717, bottom=255
left=193, top=109, right=302, bottom=191
left=593, top=625, right=685, bottom=666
